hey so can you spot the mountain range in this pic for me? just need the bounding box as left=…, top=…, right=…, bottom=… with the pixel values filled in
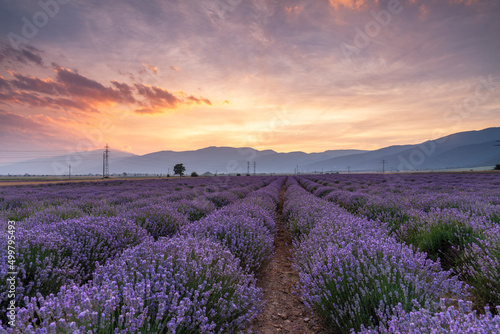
left=1, top=127, right=499, bottom=175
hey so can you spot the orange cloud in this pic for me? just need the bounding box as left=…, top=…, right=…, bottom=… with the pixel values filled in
left=328, top=0, right=378, bottom=10
left=0, top=75, right=10, bottom=90
left=285, top=5, right=303, bottom=15
left=0, top=65, right=215, bottom=116
left=134, top=107, right=158, bottom=114
left=0, top=89, right=96, bottom=113
left=142, top=63, right=158, bottom=75
left=419, top=4, right=429, bottom=20
left=134, top=84, right=212, bottom=114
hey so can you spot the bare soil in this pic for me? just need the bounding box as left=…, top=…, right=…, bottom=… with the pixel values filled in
left=251, top=180, right=328, bottom=333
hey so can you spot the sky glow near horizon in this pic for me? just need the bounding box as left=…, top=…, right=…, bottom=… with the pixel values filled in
left=0, top=0, right=499, bottom=163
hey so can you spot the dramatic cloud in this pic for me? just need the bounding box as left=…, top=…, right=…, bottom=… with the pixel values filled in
left=0, top=68, right=136, bottom=112
left=0, top=43, right=44, bottom=67
left=134, top=84, right=212, bottom=114
left=0, top=0, right=498, bottom=156
left=142, top=63, right=158, bottom=75
left=0, top=76, right=9, bottom=90
left=53, top=65, right=136, bottom=104
left=10, top=73, right=62, bottom=95
left=0, top=64, right=213, bottom=116
left=134, top=84, right=179, bottom=108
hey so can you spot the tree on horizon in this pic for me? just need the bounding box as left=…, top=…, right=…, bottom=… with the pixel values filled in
left=174, top=163, right=186, bottom=177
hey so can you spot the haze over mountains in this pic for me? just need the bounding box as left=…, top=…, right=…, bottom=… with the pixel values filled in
left=1, top=128, right=499, bottom=175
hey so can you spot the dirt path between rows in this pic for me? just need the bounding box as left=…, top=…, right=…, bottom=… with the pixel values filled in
left=251, top=179, right=328, bottom=333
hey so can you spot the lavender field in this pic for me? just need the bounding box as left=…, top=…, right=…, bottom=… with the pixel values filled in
left=1, top=173, right=500, bottom=333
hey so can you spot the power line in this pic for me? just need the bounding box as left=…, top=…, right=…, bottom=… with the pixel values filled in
left=381, top=159, right=386, bottom=173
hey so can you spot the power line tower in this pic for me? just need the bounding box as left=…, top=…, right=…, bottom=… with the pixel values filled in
left=381, top=159, right=386, bottom=173
left=69, top=164, right=71, bottom=180
left=103, top=144, right=110, bottom=178
left=247, top=161, right=250, bottom=175
left=253, top=161, right=256, bottom=175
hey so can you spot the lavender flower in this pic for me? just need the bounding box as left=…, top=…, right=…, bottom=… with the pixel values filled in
left=357, top=300, right=500, bottom=333
left=7, top=237, right=264, bottom=333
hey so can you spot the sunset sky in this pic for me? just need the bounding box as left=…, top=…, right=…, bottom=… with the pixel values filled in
left=1, top=0, right=499, bottom=163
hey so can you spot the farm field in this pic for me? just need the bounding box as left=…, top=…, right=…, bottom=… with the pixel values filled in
left=1, top=173, right=500, bottom=333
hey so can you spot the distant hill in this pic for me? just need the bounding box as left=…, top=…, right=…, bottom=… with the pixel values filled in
left=305, top=127, right=500, bottom=172
left=0, top=150, right=137, bottom=175
left=0, top=127, right=499, bottom=175
left=113, top=147, right=366, bottom=175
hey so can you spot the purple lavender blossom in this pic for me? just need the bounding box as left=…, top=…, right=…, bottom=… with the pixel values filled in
left=0, top=216, right=148, bottom=325
left=8, top=237, right=264, bottom=333
left=356, top=299, right=500, bottom=333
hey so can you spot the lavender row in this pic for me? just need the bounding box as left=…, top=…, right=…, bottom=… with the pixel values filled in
left=359, top=300, right=500, bottom=333
left=299, top=174, right=500, bottom=309
left=179, top=177, right=285, bottom=274
left=0, top=216, right=149, bottom=326
left=5, top=237, right=264, bottom=333
left=0, top=177, right=285, bottom=332
left=0, top=176, right=279, bottom=330
left=283, top=177, right=470, bottom=333
left=0, top=177, right=274, bottom=309
left=302, top=173, right=500, bottom=224
left=0, top=176, right=274, bottom=224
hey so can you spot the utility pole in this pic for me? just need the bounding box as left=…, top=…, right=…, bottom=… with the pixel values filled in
left=247, top=161, right=250, bottom=175
left=103, top=144, right=110, bottom=178
left=253, top=161, right=256, bottom=175
left=348, top=166, right=350, bottom=174
left=381, top=159, right=386, bottom=173
left=69, top=164, right=71, bottom=180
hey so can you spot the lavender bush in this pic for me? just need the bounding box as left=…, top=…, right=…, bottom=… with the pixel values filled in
left=287, top=176, right=468, bottom=333
left=9, top=237, right=263, bottom=333
left=297, top=232, right=467, bottom=333
left=124, top=203, right=188, bottom=239
left=462, top=224, right=500, bottom=310
left=206, top=191, right=239, bottom=209
left=0, top=216, right=148, bottom=325
left=174, top=198, right=216, bottom=222
left=357, top=299, right=500, bottom=333
left=180, top=209, right=274, bottom=274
